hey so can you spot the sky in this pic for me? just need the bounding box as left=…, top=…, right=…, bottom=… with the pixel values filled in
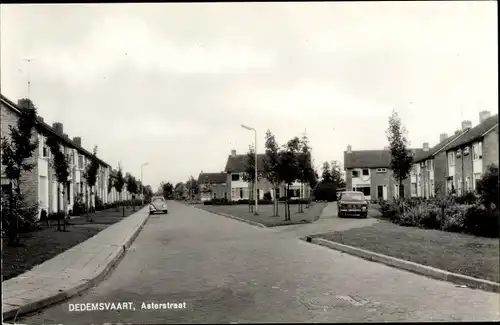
left=1, top=2, right=497, bottom=190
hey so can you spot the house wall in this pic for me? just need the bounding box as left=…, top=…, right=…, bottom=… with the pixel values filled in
left=370, top=168, right=392, bottom=200
left=0, top=101, right=40, bottom=212
left=433, top=151, right=447, bottom=198
left=483, top=126, right=499, bottom=171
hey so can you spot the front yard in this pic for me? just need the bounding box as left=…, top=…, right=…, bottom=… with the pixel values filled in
left=2, top=206, right=140, bottom=282
left=201, top=202, right=328, bottom=227
left=312, top=220, right=499, bottom=283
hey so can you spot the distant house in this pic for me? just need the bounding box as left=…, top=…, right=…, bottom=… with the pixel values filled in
left=344, top=145, right=424, bottom=201
left=224, top=149, right=310, bottom=201
left=198, top=172, right=227, bottom=201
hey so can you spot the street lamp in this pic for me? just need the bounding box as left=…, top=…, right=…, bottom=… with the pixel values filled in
left=141, top=162, right=149, bottom=206
left=241, top=124, right=258, bottom=215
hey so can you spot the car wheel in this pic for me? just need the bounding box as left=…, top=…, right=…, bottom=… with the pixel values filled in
left=163, top=210, right=168, bottom=214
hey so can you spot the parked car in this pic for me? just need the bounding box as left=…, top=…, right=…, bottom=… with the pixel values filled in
left=149, top=196, right=168, bottom=214
left=337, top=191, right=368, bottom=218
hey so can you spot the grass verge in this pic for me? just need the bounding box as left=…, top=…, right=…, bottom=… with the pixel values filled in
left=312, top=220, right=499, bottom=283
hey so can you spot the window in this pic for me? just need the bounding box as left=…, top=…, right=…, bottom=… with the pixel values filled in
left=466, top=177, right=471, bottom=191
left=448, top=152, right=455, bottom=166
left=42, top=145, right=50, bottom=158
left=232, top=174, right=240, bottom=181
left=78, top=155, right=84, bottom=169
left=377, top=168, right=387, bottom=173
left=354, top=187, right=370, bottom=196
left=456, top=149, right=462, bottom=158
left=429, top=160, right=433, bottom=170
left=213, top=192, right=216, bottom=199
left=473, top=142, right=483, bottom=160
left=362, top=169, right=369, bottom=176
left=352, top=170, right=359, bottom=178
left=463, top=146, right=470, bottom=155
left=239, top=188, right=244, bottom=199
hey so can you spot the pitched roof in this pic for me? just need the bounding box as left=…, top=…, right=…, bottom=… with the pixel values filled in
left=414, top=131, right=467, bottom=163
left=445, top=115, right=499, bottom=152
left=1, top=94, right=110, bottom=167
left=224, top=154, right=268, bottom=173
left=198, top=172, right=227, bottom=184
left=344, top=148, right=424, bottom=169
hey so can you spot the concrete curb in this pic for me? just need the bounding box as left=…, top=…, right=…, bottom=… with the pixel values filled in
left=195, top=206, right=267, bottom=228
left=302, top=236, right=500, bottom=293
left=2, top=209, right=151, bottom=322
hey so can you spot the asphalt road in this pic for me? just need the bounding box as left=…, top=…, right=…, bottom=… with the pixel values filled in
left=19, top=201, right=499, bottom=324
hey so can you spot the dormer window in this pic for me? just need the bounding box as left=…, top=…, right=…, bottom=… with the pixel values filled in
left=231, top=173, right=240, bottom=181
left=352, top=170, right=359, bottom=178
left=376, top=168, right=387, bottom=173
left=464, top=147, right=470, bottom=155
left=456, top=149, right=462, bottom=158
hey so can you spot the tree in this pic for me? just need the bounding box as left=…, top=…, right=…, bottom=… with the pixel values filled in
left=278, top=137, right=300, bottom=221
left=387, top=111, right=413, bottom=200
left=162, top=182, right=174, bottom=199
left=174, top=182, right=185, bottom=200
left=46, top=134, right=70, bottom=231
left=0, top=98, right=39, bottom=244
left=243, top=144, right=257, bottom=213
left=321, top=161, right=332, bottom=182
left=264, top=130, right=281, bottom=217
left=186, top=176, right=199, bottom=201
left=297, top=133, right=314, bottom=213
left=331, top=161, right=346, bottom=190
left=306, top=165, right=319, bottom=207
left=126, top=175, right=139, bottom=211
left=476, top=164, right=499, bottom=208
left=144, top=185, right=153, bottom=203
left=114, top=165, right=125, bottom=217
left=83, top=146, right=100, bottom=220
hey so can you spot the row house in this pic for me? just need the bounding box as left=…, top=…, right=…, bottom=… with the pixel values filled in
left=1, top=95, right=125, bottom=218
left=413, top=111, right=498, bottom=198
left=344, top=145, right=424, bottom=201
left=223, top=149, right=311, bottom=201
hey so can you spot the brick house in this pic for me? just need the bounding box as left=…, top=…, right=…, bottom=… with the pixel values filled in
left=412, top=130, right=468, bottom=199
left=1, top=94, right=124, bottom=218
left=344, top=145, right=424, bottom=201
left=198, top=172, right=228, bottom=201
left=443, top=112, right=498, bottom=196
left=224, top=149, right=311, bottom=201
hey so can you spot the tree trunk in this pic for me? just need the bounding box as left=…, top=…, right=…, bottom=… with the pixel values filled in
left=284, top=185, right=288, bottom=221
left=132, top=194, right=135, bottom=211
left=287, top=185, right=291, bottom=220
left=275, top=186, right=279, bottom=217
left=122, top=192, right=125, bottom=217
left=57, top=186, right=61, bottom=231
left=62, top=187, right=67, bottom=231
left=399, top=179, right=404, bottom=200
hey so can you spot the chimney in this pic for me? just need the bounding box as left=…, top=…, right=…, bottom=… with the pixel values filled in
left=52, top=122, right=63, bottom=134
left=231, top=149, right=237, bottom=157
left=461, top=120, right=472, bottom=131
left=73, top=137, right=82, bottom=146
left=454, top=130, right=461, bottom=135
left=423, top=142, right=429, bottom=151
left=63, top=133, right=68, bottom=139
left=346, top=145, right=352, bottom=153
left=479, top=110, right=491, bottom=123
left=37, top=116, right=44, bottom=123
left=439, top=133, right=448, bottom=143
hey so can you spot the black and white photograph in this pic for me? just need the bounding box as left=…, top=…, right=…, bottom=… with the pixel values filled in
left=1, top=1, right=498, bottom=324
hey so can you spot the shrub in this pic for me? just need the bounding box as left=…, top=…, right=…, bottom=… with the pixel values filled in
left=416, top=204, right=442, bottom=230
left=95, top=196, right=104, bottom=211
left=454, top=192, right=479, bottom=205
left=441, top=204, right=469, bottom=233
left=477, top=164, right=499, bottom=208
left=72, top=195, right=85, bottom=216
left=263, top=191, right=272, bottom=201
left=1, top=194, right=40, bottom=236
left=464, top=205, right=499, bottom=238
left=203, top=201, right=213, bottom=205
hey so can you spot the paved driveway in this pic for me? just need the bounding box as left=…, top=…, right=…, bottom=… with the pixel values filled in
left=20, top=201, right=499, bottom=324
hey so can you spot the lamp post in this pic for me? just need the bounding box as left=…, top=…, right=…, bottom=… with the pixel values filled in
left=241, top=124, right=258, bottom=215
left=141, top=162, right=149, bottom=206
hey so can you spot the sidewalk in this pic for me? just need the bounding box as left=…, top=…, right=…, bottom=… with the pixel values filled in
left=2, top=207, right=150, bottom=322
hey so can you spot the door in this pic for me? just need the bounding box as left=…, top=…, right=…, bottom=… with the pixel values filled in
left=383, top=185, right=388, bottom=200
left=377, top=185, right=383, bottom=200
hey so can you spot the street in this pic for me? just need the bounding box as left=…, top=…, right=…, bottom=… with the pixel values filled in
left=20, top=201, right=499, bottom=324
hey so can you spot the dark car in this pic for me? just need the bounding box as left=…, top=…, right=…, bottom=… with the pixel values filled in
left=149, top=196, right=168, bottom=214
left=337, top=191, right=369, bottom=218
